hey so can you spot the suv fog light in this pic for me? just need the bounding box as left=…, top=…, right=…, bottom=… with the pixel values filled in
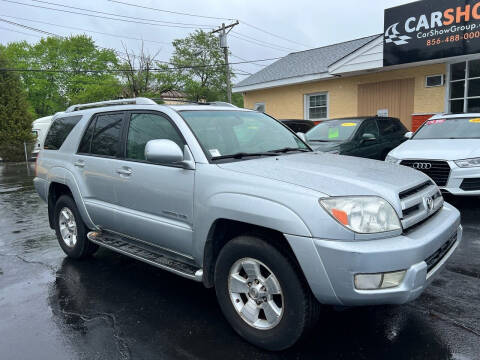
left=354, top=271, right=406, bottom=290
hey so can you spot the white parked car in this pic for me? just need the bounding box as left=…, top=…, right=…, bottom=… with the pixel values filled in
left=386, top=113, right=480, bottom=195
left=31, top=115, right=53, bottom=158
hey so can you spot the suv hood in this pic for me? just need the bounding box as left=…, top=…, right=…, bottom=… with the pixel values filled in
left=390, top=139, right=480, bottom=160
left=218, top=152, right=429, bottom=209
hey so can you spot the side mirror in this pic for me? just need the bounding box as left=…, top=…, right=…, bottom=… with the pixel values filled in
left=145, top=139, right=184, bottom=165
left=361, top=133, right=376, bottom=142
left=296, top=132, right=307, bottom=142
left=404, top=131, right=413, bottom=139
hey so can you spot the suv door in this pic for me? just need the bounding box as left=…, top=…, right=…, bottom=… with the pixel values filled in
left=73, top=111, right=126, bottom=230
left=112, top=111, right=195, bottom=256
left=348, top=119, right=382, bottom=159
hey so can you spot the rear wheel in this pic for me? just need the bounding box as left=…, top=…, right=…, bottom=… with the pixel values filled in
left=54, top=195, right=98, bottom=258
left=214, top=235, right=320, bottom=351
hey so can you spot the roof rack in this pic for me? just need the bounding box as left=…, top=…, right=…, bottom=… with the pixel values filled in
left=65, top=97, right=157, bottom=112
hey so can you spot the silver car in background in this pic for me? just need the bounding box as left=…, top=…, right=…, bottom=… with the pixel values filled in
left=34, top=98, right=462, bottom=351
left=387, top=113, right=480, bottom=195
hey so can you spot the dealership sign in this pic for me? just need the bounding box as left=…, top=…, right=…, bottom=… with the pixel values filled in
left=384, top=0, right=480, bottom=66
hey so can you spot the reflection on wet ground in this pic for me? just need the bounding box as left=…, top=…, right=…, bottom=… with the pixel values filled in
left=0, top=163, right=479, bottom=359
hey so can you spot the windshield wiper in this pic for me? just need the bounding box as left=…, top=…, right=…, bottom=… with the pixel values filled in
left=307, top=139, right=330, bottom=142
left=268, top=147, right=311, bottom=153
left=211, top=152, right=279, bottom=160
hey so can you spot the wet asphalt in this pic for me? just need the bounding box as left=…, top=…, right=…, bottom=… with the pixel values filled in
left=0, top=163, right=479, bottom=360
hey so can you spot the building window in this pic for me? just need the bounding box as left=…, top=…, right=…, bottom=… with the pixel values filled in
left=425, top=74, right=444, bottom=88
left=254, top=102, right=265, bottom=112
left=449, top=59, right=480, bottom=113
left=305, top=92, right=328, bottom=120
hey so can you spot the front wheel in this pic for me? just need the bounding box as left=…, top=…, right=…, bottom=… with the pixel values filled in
left=54, top=195, right=98, bottom=258
left=214, top=235, right=320, bottom=351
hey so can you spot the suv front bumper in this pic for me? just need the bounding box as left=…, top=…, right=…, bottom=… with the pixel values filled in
left=441, top=162, right=480, bottom=195
left=285, top=202, right=462, bottom=306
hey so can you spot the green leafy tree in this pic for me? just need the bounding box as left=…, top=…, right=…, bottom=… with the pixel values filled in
left=171, top=30, right=234, bottom=102
left=3, top=35, right=122, bottom=117
left=0, top=50, right=34, bottom=161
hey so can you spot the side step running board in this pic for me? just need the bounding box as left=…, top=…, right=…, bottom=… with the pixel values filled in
left=87, top=231, right=203, bottom=282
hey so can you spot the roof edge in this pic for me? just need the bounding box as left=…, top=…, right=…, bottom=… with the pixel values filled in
left=233, top=72, right=333, bottom=93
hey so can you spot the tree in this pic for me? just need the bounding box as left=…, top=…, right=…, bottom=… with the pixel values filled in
left=0, top=50, right=34, bottom=161
left=119, top=42, right=178, bottom=99
left=171, top=30, right=234, bottom=102
left=3, top=35, right=122, bottom=117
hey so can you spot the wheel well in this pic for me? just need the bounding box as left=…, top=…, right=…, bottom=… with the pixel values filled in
left=48, top=182, right=73, bottom=229
left=202, top=219, right=300, bottom=288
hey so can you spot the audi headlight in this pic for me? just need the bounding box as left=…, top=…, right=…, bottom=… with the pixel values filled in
left=455, top=157, right=480, bottom=168
left=320, top=196, right=401, bottom=234
left=385, top=155, right=400, bottom=164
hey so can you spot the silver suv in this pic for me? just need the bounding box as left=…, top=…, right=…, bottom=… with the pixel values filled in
left=34, top=98, right=462, bottom=350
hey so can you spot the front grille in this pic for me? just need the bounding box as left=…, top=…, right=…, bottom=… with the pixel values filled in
left=425, top=232, right=457, bottom=273
left=400, top=160, right=451, bottom=186
left=460, top=178, right=480, bottom=191
left=399, top=181, right=443, bottom=230
left=399, top=181, right=433, bottom=199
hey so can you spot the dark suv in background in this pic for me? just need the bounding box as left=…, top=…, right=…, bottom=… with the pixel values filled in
left=305, top=116, right=408, bottom=160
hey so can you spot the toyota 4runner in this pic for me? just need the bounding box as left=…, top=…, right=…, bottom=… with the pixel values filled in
left=34, top=98, right=462, bottom=350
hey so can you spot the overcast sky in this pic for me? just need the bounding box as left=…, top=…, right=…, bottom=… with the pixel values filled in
left=1, top=0, right=417, bottom=79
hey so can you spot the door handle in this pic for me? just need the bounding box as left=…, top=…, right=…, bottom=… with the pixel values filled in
left=74, top=160, right=85, bottom=168
left=116, top=167, right=132, bottom=176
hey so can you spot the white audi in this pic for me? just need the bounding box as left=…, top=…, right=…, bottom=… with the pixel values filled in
left=386, top=113, right=480, bottom=196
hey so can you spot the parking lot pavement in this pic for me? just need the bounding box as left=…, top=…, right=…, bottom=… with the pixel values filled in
left=0, top=163, right=479, bottom=360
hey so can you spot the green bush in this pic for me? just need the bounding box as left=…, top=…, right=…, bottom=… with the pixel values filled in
left=0, top=51, right=34, bottom=162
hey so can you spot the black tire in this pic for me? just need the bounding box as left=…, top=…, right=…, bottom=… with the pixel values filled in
left=214, top=235, right=320, bottom=351
left=54, top=194, right=99, bottom=259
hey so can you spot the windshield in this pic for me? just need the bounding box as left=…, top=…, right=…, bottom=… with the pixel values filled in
left=414, top=117, right=480, bottom=139
left=180, top=110, right=309, bottom=159
left=306, top=119, right=362, bottom=142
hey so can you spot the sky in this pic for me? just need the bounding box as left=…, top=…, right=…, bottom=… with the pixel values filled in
left=0, top=0, right=417, bottom=80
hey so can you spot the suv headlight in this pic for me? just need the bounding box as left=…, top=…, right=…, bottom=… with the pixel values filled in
left=385, top=155, right=400, bottom=164
left=320, top=196, right=401, bottom=234
left=455, top=157, right=480, bottom=168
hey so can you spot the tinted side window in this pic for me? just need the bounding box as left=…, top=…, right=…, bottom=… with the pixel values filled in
left=377, top=119, right=398, bottom=135
left=44, top=115, right=82, bottom=150
left=126, top=113, right=184, bottom=161
left=359, top=120, right=379, bottom=138
left=91, top=113, right=124, bottom=157
left=78, top=117, right=96, bottom=153
left=395, top=119, right=408, bottom=133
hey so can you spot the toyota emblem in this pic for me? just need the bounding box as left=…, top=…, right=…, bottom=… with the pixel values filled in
left=425, top=196, right=434, bottom=212
left=413, top=162, right=432, bottom=170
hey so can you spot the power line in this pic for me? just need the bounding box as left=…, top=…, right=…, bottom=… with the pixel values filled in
left=0, top=17, right=59, bottom=37
left=1, top=0, right=212, bottom=29
left=2, top=17, right=283, bottom=66
left=241, top=21, right=312, bottom=48
left=107, top=0, right=235, bottom=21
left=0, top=17, right=162, bottom=61
left=30, top=0, right=213, bottom=27
left=107, top=0, right=312, bottom=49
left=0, top=14, right=171, bottom=45
left=0, top=68, right=254, bottom=76
left=232, top=31, right=298, bottom=52
left=231, top=54, right=269, bottom=68
left=0, top=25, right=42, bottom=37
left=229, top=33, right=291, bottom=53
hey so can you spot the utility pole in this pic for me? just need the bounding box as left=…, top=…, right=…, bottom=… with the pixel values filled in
left=212, top=21, right=239, bottom=104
